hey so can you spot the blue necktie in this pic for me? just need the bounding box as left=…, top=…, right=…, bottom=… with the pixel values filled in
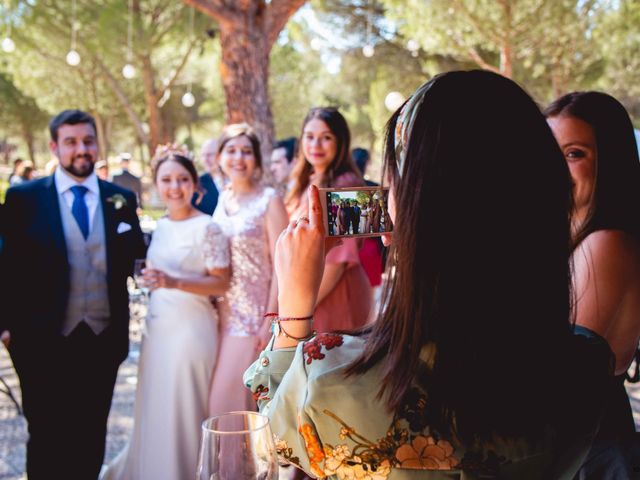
left=70, top=185, right=90, bottom=239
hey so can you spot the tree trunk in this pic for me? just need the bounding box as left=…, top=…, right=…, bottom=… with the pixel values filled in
left=94, top=112, right=108, bottom=161
left=183, top=0, right=307, bottom=164
left=500, top=42, right=513, bottom=79
left=21, top=126, right=36, bottom=167
left=140, top=54, right=164, bottom=156
left=550, top=65, right=566, bottom=99
left=218, top=19, right=274, bottom=164
left=499, top=0, right=513, bottom=79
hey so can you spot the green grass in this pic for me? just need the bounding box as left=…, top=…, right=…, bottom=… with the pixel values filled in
left=0, top=179, right=8, bottom=204
left=140, top=208, right=166, bottom=220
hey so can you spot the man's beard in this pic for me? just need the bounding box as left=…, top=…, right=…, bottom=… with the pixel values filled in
left=62, top=155, right=95, bottom=178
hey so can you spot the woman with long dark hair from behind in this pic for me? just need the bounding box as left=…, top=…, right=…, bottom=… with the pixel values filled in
left=245, top=71, right=612, bottom=479
left=546, top=92, right=640, bottom=478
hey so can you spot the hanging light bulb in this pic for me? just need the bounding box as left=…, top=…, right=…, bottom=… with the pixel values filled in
left=385, top=91, right=405, bottom=112
left=66, top=0, right=81, bottom=66
left=2, top=22, right=15, bottom=53
left=310, top=37, right=322, bottom=51
left=180, top=8, right=196, bottom=108
left=122, top=0, right=135, bottom=79
left=66, top=49, right=81, bottom=66
left=122, top=63, right=136, bottom=79
left=182, top=84, right=195, bottom=107
left=362, top=6, right=374, bottom=58
left=1, top=36, right=15, bottom=53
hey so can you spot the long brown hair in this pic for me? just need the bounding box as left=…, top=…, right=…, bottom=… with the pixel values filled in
left=286, top=107, right=361, bottom=208
left=544, top=91, right=640, bottom=249
left=348, top=71, right=577, bottom=444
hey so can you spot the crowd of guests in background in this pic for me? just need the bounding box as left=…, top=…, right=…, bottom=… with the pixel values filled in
left=1, top=70, right=640, bottom=479
left=330, top=196, right=391, bottom=235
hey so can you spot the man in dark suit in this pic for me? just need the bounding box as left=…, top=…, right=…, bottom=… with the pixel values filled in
left=352, top=200, right=361, bottom=234
left=192, top=138, right=220, bottom=215
left=111, top=152, right=143, bottom=208
left=1, top=110, right=145, bottom=479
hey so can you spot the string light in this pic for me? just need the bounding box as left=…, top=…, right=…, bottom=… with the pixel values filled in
left=310, top=37, right=322, bottom=51
left=181, top=87, right=195, bottom=107
left=181, top=7, right=195, bottom=107
left=2, top=22, right=15, bottom=53
left=385, top=91, right=405, bottom=111
left=362, top=5, right=374, bottom=58
left=122, top=0, right=135, bottom=78
left=66, top=0, right=81, bottom=66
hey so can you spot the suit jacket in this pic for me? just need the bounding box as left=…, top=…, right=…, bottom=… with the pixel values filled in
left=111, top=169, right=143, bottom=208
left=193, top=172, right=219, bottom=216
left=0, top=176, right=145, bottom=361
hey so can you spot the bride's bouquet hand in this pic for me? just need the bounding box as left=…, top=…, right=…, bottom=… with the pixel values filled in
left=143, top=268, right=178, bottom=291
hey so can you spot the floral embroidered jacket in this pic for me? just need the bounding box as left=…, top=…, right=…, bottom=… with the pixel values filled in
left=245, top=333, right=609, bottom=480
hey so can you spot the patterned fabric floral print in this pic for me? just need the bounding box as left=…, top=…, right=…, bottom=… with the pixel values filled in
left=273, top=389, right=512, bottom=479
left=395, top=436, right=458, bottom=469
left=245, top=334, right=529, bottom=479
left=252, top=384, right=269, bottom=402
left=274, top=434, right=300, bottom=467
left=302, top=333, right=345, bottom=364
left=299, top=422, right=326, bottom=478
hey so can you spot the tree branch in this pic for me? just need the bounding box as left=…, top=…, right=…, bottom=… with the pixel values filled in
left=155, top=37, right=198, bottom=102
left=182, top=0, right=233, bottom=25
left=265, top=0, right=307, bottom=48
left=93, top=57, right=149, bottom=145
left=513, top=0, right=546, bottom=37
left=450, top=0, right=503, bottom=46
left=467, top=46, right=502, bottom=75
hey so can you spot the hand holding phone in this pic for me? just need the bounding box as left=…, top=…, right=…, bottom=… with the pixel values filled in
left=275, top=186, right=327, bottom=320
left=319, top=186, right=393, bottom=238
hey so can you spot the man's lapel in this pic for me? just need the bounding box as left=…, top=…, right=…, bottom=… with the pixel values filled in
left=98, top=180, right=117, bottom=278
left=42, top=175, right=67, bottom=260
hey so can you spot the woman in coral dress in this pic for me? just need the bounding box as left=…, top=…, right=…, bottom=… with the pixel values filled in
left=286, top=107, right=372, bottom=333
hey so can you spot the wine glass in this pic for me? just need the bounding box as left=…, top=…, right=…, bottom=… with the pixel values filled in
left=133, top=258, right=149, bottom=296
left=197, top=411, right=279, bottom=480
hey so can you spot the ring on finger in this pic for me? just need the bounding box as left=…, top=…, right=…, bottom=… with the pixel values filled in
left=295, top=216, right=310, bottom=227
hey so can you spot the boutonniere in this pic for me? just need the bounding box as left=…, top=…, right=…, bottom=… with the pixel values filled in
left=107, top=193, right=127, bottom=210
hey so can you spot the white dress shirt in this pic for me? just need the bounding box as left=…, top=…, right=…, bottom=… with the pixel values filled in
left=54, top=167, right=101, bottom=233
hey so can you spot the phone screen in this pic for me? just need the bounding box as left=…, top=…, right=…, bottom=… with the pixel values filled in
left=323, top=187, right=392, bottom=238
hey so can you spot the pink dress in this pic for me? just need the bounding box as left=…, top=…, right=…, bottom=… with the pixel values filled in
left=314, top=237, right=372, bottom=332
left=291, top=172, right=372, bottom=333
left=208, top=187, right=277, bottom=415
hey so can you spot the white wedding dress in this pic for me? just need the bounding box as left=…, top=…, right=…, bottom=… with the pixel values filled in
left=102, top=214, right=229, bottom=480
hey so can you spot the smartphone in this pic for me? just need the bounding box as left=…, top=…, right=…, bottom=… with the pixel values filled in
left=319, top=186, right=392, bottom=238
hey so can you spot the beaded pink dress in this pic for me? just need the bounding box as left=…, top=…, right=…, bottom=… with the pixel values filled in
left=208, top=187, right=277, bottom=415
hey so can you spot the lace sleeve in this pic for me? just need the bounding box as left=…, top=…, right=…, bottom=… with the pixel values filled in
left=203, top=222, right=230, bottom=270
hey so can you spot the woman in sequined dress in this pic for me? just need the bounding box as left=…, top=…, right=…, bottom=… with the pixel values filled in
left=286, top=107, right=372, bottom=333
left=208, top=123, right=289, bottom=415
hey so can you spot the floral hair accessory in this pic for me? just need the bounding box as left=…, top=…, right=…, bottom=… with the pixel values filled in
left=151, top=142, right=193, bottom=170
left=394, top=80, right=433, bottom=178
left=107, top=193, right=127, bottom=210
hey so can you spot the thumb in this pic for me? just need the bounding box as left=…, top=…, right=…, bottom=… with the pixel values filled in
left=308, top=185, right=325, bottom=235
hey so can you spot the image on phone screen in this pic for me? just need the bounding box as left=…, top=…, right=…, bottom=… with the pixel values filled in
left=321, top=187, right=392, bottom=238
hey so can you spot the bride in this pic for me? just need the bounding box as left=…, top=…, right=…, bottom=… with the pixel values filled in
left=102, top=147, right=230, bottom=480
